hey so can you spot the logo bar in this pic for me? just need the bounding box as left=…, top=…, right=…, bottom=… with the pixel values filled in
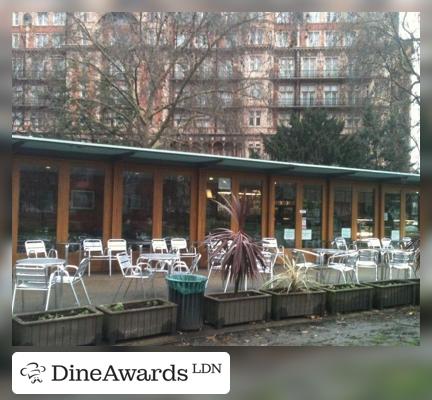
left=13, top=352, right=230, bottom=394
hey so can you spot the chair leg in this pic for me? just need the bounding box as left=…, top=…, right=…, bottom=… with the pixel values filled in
left=109, top=256, right=112, bottom=277
left=81, top=280, right=91, bottom=304
left=124, top=278, right=134, bottom=299
left=12, top=285, right=17, bottom=313
left=206, top=267, right=213, bottom=288
left=113, top=278, right=125, bottom=302
left=45, top=285, right=52, bottom=311
left=389, top=267, right=392, bottom=280
left=70, top=282, right=80, bottom=306
left=88, top=259, right=91, bottom=277
left=341, top=270, right=347, bottom=284
left=224, top=270, right=231, bottom=293
left=375, top=267, right=378, bottom=281
left=140, top=278, right=146, bottom=299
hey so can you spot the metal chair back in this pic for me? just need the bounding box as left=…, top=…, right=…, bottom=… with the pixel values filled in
left=171, top=238, right=188, bottom=253
left=381, top=237, right=393, bottom=250
left=333, top=237, right=348, bottom=251
left=152, top=239, right=168, bottom=253
left=83, top=239, right=104, bottom=255
left=358, top=249, right=379, bottom=263
left=107, top=239, right=127, bottom=252
left=367, top=238, right=382, bottom=250
left=25, top=240, right=48, bottom=258
left=15, top=265, right=49, bottom=287
left=75, top=258, right=90, bottom=280
left=190, top=253, right=202, bottom=273
left=116, top=252, right=132, bottom=276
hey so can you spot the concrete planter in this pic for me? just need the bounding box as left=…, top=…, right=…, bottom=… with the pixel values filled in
left=97, top=299, right=177, bottom=344
left=12, top=306, right=103, bottom=346
left=366, top=280, right=416, bottom=309
left=324, top=284, right=374, bottom=314
left=261, top=288, right=326, bottom=320
left=204, top=290, right=271, bottom=329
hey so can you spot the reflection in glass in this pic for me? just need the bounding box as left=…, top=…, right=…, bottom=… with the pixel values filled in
left=302, top=185, right=322, bottom=247
left=18, top=164, right=58, bottom=252
left=122, top=171, right=153, bottom=241
left=206, top=176, right=231, bottom=234
left=239, top=179, right=262, bottom=239
left=384, top=192, right=400, bottom=238
left=357, top=189, right=375, bottom=239
left=405, top=192, right=419, bottom=238
left=274, top=182, right=296, bottom=248
left=163, top=175, right=191, bottom=238
left=69, top=167, right=105, bottom=242
left=333, top=186, right=352, bottom=242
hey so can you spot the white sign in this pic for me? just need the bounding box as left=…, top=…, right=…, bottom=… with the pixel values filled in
left=301, top=217, right=307, bottom=229
left=284, top=228, right=295, bottom=240
left=12, top=352, right=230, bottom=394
left=384, top=212, right=388, bottom=222
left=299, top=209, right=307, bottom=214
left=302, top=229, right=312, bottom=240
left=341, top=227, right=351, bottom=239
left=391, top=230, right=400, bottom=241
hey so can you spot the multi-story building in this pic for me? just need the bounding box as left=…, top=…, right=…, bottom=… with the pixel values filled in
left=12, top=11, right=393, bottom=158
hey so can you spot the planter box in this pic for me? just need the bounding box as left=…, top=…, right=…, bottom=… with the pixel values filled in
left=261, top=289, right=326, bottom=320
left=409, top=278, right=420, bottom=305
left=204, top=290, right=271, bottom=329
left=366, top=280, right=416, bottom=309
left=324, top=284, right=374, bottom=314
left=97, top=299, right=177, bottom=344
left=13, top=306, right=103, bottom=346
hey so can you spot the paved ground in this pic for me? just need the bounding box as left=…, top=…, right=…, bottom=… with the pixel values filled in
left=174, top=306, right=420, bottom=346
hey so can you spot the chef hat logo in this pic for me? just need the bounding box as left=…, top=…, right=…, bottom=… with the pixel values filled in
left=20, top=362, right=46, bottom=383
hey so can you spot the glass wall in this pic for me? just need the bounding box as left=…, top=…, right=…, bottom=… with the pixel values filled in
left=122, top=171, right=153, bottom=241
left=206, top=176, right=232, bottom=234
left=333, top=186, right=352, bottom=242
left=69, top=166, right=105, bottom=242
left=357, top=189, right=375, bottom=239
left=18, top=164, right=58, bottom=252
left=384, top=192, right=401, bottom=240
left=239, top=179, right=262, bottom=239
left=274, top=181, right=296, bottom=248
left=302, top=185, right=322, bottom=248
left=405, top=191, right=419, bottom=238
left=162, top=175, right=191, bottom=238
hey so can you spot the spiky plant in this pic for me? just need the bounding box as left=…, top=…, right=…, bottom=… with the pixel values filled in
left=261, top=254, right=321, bottom=294
left=205, top=195, right=265, bottom=294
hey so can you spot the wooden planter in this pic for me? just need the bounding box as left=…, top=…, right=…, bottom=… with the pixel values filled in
left=12, top=306, right=103, bottom=346
left=366, top=280, right=416, bottom=309
left=261, top=289, right=326, bottom=320
left=97, top=299, right=177, bottom=344
left=409, top=278, right=420, bottom=305
left=324, top=284, right=374, bottom=314
left=204, top=290, right=271, bottom=329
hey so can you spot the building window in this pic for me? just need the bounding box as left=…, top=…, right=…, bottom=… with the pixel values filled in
left=384, top=192, right=401, bottom=239
left=357, top=189, right=375, bottom=239
left=405, top=192, right=419, bottom=238
left=176, top=34, right=186, bottom=47
left=239, top=179, right=262, bottom=238
left=276, top=12, right=291, bottom=24
left=196, top=34, right=208, bottom=48
left=248, top=56, right=262, bottom=72
left=13, top=85, right=23, bottom=104
left=278, top=86, right=294, bottom=106
left=174, top=113, right=187, bottom=127
left=122, top=171, right=153, bottom=241
left=195, top=116, right=211, bottom=128
left=250, top=12, right=265, bottom=21
left=324, top=85, right=339, bottom=105
left=249, top=84, right=264, bottom=100
left=275, top=31, right=291, bottom=47
left=325, top=31, right=340, bottom=47
left=249, top=110, right=261, bottom=126
left=249, top=28, right=264, bottom=45
left=12, top=57, right=24, bottom=78
left=53, top=12, right=66, bottom=25
left=345, top=116, right=361, bottom=130
left=274, top=182, right=296, bottom=247
left=196, top=94, right=209, bottom=107
left=220, top=92, right=233, bottom=106
left=75, top=12, right=89, bottom=22
left=12, top=111, right=24, bottom=130
left=301, top=57, right=316, bottom=77
left=333, top=186, right=352, bottom=241
left=199, top=59, right=213, bottom=78
left=31, top=57, right=49, bottom=79
left=218, top=60, right=233, bottom=78
left=35, top=34, right=49, bottom=48
left=324, top=57, right=339, bottom=77
left=12, top=33, right=20, bottom=49
left=302, top=185, right=323, bottom=247
left=278, top=112, right=291, bottom=127
left=36, top=12, right=48, bottom=26
left=52, top=57, right=66, bottom=77
left=52, top=34, right=65, bottom=48
left=174, top=63, right=186, bottom=79
left=344, top=31, right=356, bottom=46
left=12, top=12, right=20, bottom=26
left=279, top=57, right=294, bottom=78
left=305, top=12, right=321, bottom=23
left=206, top=176, right=232, bottom=233
left=326, top=12, right=340, bottom=22
left=307, top=31, right=320, bottom=47
left=301, top=85, right=316, bottom=106
left=31, top=112, right=44, bottom=131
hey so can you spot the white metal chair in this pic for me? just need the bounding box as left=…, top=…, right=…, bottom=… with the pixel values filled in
left=190, top=253, right=202, bottom=273
left=332, top=237, right=348, bottom=251
left=292, top=249, right=320, bottom=272
left=388, top=250, right=413, bottom=279
left=367, top=238, right=382, bottom=250
left=381, top=237, right=393, bottom=250
left=171, top=260, right=191, bottom=274
left=107, top=239, right=131, bottom=276
left=327, top=251, right=359, bottom=284
left=170, top=238, right=197, bottom=256
left=206, top=240, right=231, bottom=289
left=12, top=265, right=57, bottom=312
left=25, top=240, right=58, bottom=258
left=151, top=238, right=169, bottom=253
left=82, top=239, right=110, bottom=276
left=51, top=258, right=92, bottom=306
left=262, top=237, right=284, bottom=263
left=356, top=249, right=379, bottom=281
left=113, top=252, right=154, bottom=301
left=257, top=250, right=276, bottom=284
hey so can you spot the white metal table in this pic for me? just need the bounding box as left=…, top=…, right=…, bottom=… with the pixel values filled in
left=138, top=253, right=180, bottom=274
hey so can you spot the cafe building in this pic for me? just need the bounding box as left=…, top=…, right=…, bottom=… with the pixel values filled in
left=12, top=135, right=420, bottom=266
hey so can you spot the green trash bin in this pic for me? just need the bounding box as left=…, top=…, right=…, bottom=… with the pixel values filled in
left=165, top=274, right=208, bottom=331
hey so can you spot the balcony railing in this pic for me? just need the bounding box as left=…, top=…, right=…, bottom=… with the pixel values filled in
left=272, top=70, right=350, bottom=79
left=272, top=98, right=370, bottom=108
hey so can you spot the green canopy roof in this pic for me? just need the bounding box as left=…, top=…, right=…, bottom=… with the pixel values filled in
left=12, top=135, right=420, bottom=184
